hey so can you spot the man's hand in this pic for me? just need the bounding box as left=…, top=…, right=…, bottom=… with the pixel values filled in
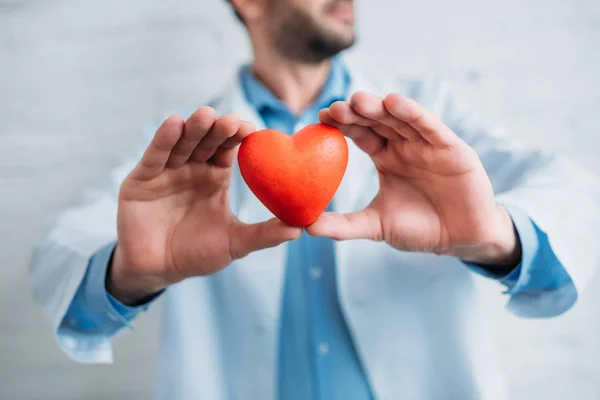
left=110, top=108, right=302, bottom=305
left=309, top=92, right=520, bottom=267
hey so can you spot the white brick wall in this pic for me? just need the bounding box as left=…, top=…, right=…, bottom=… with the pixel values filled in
left=1, top=0, right=599, bottom=398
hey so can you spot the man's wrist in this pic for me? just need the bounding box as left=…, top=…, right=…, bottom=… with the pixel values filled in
left=107, top=244, right=168, bottom=306
left=449, top=205, right=522, bottom=269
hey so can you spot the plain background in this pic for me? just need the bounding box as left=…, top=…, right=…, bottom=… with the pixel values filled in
left=1, top=0, right=599, bottom=399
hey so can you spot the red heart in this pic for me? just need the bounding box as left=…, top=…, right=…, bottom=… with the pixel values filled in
left=238, top=123, right=349, bottom=227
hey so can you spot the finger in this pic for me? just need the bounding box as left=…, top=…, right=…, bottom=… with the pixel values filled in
left=384, top=94, right=459, bottom=147
left=167, top=106, right=217, bottom=168
left=318, top=108, right=343, bottom=129
left=329, top=100, right=373, bottom=126
left=319, top=108, right=384, bottom=155
left=231, top=218, right=302, bottom=258
left=350, top=91, right=421, bottom=142
left=210, top=121, right=256, bottom=168
left=341, top=125, right=386, bottom=156
left=216, top=121, right=256, bottom=151
left=330, top=101, right=399, bottom=142
left=131, top=115, right=184, bottom=181
left=305, top=209, right=382, bottom=241
left=190, top=113, right=241, bottom=163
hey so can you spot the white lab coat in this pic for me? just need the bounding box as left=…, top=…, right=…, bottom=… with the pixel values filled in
left=30, top=56, right=600, bottom=400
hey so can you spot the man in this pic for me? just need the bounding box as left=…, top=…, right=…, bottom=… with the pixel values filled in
left=30, top=0, right=600, bottom=399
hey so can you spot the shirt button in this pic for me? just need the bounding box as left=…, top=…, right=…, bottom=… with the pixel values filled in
left=309, top=266, right=323, bottom=280
left=317, top=342, right=330, bottom=356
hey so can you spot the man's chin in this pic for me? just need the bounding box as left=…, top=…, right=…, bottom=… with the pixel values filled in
left=319, top=26, right=355, bottom=49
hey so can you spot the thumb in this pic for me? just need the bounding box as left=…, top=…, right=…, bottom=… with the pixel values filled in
left=231, top=218, right=303, bottom=258
left=305, top=209, right=382, bottom=241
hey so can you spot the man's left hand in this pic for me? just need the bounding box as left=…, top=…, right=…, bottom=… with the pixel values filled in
left=308, top=91, right=521, bottom=267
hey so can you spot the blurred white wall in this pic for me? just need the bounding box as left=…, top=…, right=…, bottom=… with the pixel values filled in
left=1, top=0, right=599, bottom=399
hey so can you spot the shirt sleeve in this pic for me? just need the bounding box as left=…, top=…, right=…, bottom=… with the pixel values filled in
left=465, top=204, right=576, bottom=318
left=57, top=241, right=162, bottom=363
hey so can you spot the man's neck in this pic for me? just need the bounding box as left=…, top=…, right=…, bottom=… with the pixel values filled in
left=251, top=52, right=331, bottom=115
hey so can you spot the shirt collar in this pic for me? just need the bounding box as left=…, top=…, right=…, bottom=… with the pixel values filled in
left=240, top=56, right=350, bottom=116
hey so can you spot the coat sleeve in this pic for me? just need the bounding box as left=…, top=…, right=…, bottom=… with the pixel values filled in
left=29, top=121, right=156, bottom=362
left=414, top=80, right=600, bottom=318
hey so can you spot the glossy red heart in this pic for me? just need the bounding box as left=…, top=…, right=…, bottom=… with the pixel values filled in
left=238, top=123, right=349, bottom=227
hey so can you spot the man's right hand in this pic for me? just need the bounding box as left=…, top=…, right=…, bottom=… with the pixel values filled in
left=109, top=107, right=302, bottom=305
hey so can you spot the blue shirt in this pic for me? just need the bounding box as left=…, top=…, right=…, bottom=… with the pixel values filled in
left=63, top=58, right=573, bottom=399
